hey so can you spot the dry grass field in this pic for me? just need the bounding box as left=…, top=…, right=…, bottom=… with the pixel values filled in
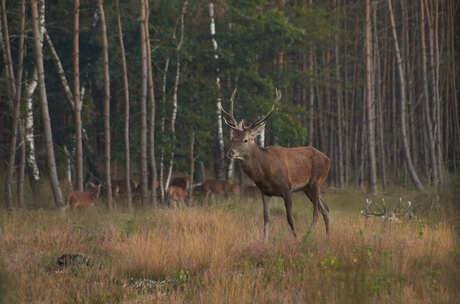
left=1, top=189, right=459, bottom=303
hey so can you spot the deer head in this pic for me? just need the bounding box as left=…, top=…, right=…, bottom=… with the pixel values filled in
left=220, top=89, right=281, bottom=160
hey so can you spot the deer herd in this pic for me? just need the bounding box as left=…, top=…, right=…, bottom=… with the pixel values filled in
left=64, top=88, right=332, bottom=240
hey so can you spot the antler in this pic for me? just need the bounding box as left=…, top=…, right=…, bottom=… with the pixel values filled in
left=247, top=88, right=281, bottom=130
left=361, top=198, right=387, bottom=218
left=220, top=88, right=242, bottom=131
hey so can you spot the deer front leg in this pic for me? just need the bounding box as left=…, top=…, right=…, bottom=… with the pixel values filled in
left=261, top=193, right=271, bottom=242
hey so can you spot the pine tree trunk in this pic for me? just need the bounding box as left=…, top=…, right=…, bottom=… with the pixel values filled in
left=188, top=132, right=195, bottom=204
left=3, top=0, right=25, bottom=209
left=387, top=0, right=425, bottom=191
left=335, top=0, right=344, bottom=188
left=17, top=120, right=26, bottom=208
left=98, top=0, right=113, bottom=208
left=31, top=0, right=65, bottom=208
left=145, top=1, right=158, bottom=207
left=140, top=0, right=149, bottom=205
left=74, top=0, right=84, bottom=191
left=420, top=0, right=438, bottom=185
left=365, top=0, right=377, bottom=194
left=116, top=0, right=132, bottom=209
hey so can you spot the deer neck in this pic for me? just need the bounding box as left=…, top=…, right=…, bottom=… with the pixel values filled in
left=240, top=145, right=266, bottom=184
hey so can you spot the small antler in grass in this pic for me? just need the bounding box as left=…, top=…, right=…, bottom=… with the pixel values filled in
left=361, top=198, right=415, bottom=222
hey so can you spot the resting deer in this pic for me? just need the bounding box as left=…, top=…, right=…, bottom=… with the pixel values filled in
left=66, top=182, right=101, bottom=209
left=220, top=89, right=330, bottom=241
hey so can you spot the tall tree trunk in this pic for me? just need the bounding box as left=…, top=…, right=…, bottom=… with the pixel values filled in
left=116, top=0, right=133, bottom=209
left=145, top=0, right=158, bottom=207
left=365, top=0, right=377, bottom=194
left=45, top=31, right=75, bottom=109
left=139, top=0, right=149, bottom=205
left=335, top=0, right=344, bottom=188
left=24, top=0, right=45, bottom=197
left=420, top=0, right=438, bottom=185
left=98, top=0, right=113, bottom=208
left=165, top=0, right=188, bottom=192
left=3, top=0, right=25, bottom=209
left=159, top=58, right=169, bottom=203
left=308, top=0, right=314, bottom=146
left=226, top=89, right=235, bottom=179
left=17, top=120, right=26, bottom=208
left=31, top=0, right=65, bottom=208
left=24, top=71, right=41, bottom=194
left=387, top=0, right=425, bottom=191
left=74, top=0, right=84, bottom=191
left=209, top=2, right=225, bottom=179
left=188, top=132, right=195, bottom=204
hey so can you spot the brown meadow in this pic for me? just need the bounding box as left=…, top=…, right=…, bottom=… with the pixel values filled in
left=0, top=190, right=459, bottom=303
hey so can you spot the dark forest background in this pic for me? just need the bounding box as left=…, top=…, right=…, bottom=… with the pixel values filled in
left=1, top=0, right=459, bottom=209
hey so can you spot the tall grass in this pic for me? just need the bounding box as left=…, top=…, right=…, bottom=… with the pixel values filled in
left=0, top=191, right=458, bottom=303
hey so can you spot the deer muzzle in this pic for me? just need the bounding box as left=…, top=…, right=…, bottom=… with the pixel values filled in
left=227, top=149, right=244, bottom=160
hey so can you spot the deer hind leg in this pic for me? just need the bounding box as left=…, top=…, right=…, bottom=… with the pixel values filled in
left=305, top=185, right=329, bottom=234
left=282, top=192, right=297, bottom=239
left=304, top=186, right=319, bottom=232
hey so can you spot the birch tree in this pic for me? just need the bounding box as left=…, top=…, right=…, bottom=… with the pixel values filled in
left=31, top=0, right=65, bottom=208
left=209, top=2, right=225, bottom=180
left=165, top=0, right=188, bottom=192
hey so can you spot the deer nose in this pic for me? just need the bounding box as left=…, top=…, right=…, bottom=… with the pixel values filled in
left=226, top=149, right=236, bottom=159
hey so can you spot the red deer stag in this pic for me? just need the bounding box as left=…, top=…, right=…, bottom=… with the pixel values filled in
left=220, top=89, right=330, bottom=241
left=66, top=182, right=101, bottom=209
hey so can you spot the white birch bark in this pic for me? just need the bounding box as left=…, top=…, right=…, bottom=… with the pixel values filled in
left=31, top=0, right=65, bottom=208
left=209, top=2, right=225, bottom=179
left=165, top=0, right=188, bottom=192
left=24, top=71, right=40, bottom=182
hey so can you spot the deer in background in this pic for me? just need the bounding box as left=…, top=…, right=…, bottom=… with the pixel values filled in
left=220, top=89, right=330, bottom=241
left=167, top=185, right=186, bottom=208
left=66, top=182, right=101, bottom=209
left=201, top=179, right=237, bottom=201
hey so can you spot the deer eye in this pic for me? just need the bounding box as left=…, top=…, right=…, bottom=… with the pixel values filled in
left=243, top=138, right=248, bottom=143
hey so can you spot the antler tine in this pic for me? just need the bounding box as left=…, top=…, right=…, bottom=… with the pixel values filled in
left=219, top=90, right=241, bottom=130
left=247, top=88, right=281, bottom=130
